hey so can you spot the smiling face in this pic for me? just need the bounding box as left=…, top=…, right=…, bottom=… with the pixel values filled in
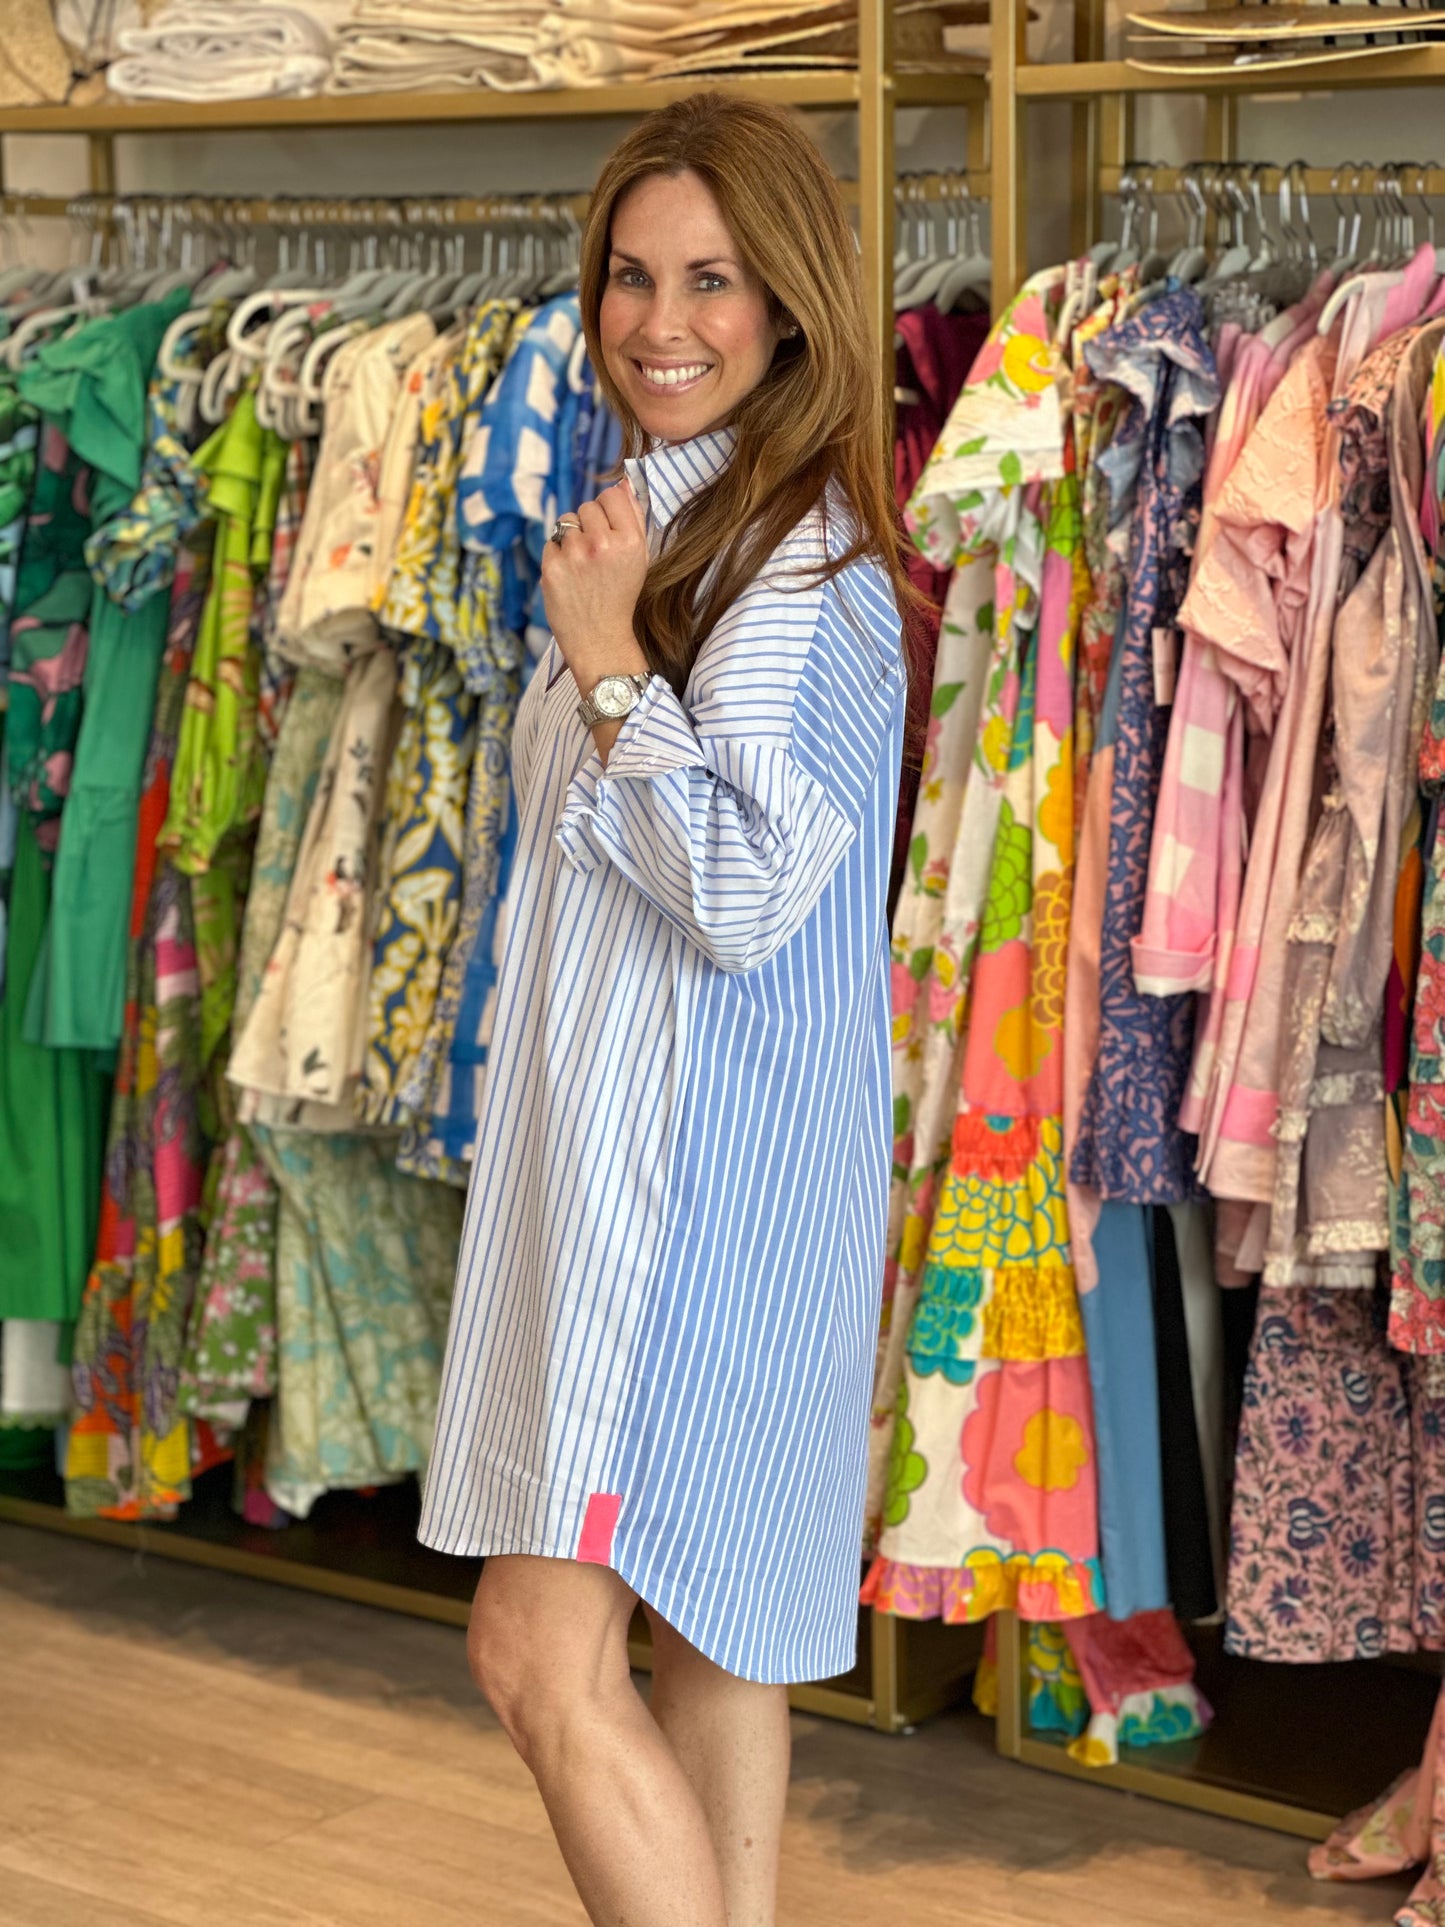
left=598, top=168, right=786, bottom=443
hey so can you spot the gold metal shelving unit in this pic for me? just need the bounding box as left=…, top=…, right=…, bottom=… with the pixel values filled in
left=0, top=1, right=987, bottom=1737
left=984, top=0, right=1445, bottom=1833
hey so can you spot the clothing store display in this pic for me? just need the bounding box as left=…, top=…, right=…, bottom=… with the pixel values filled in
left=0, top=197, right=644, bottom=1525
left=10, top=61, right=1445, bottom=1904
left=861, top=212, right=1445, bottom=1803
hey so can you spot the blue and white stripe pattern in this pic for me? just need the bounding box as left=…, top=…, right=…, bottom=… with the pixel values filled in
left=419, top=428, right=906, bottom=1683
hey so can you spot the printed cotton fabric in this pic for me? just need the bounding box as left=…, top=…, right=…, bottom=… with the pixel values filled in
left=868, top=278, right=1105, bottom=1626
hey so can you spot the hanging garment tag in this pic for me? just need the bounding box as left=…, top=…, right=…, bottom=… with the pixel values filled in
left=1152, top=625, right=1178, bottom=707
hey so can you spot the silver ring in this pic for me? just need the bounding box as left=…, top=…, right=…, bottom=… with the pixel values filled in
left=550, top=516, right=582, bottom=544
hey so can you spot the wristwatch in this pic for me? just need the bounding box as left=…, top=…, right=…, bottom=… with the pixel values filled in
left=577, top=672, right=652, bottom=729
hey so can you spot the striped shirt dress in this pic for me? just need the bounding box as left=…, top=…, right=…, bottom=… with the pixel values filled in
left=418, top=427, right=907, bottom=1683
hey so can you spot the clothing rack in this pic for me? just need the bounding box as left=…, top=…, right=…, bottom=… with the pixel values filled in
left=0, top=2, right=987, bottom=1738
left=987, top=0, right=1445, bottom=311
left=0, top=22, right=989, bottom=388
left=980, top=0, right=1445, bottom=1839
left=1097, top=160, right=1445, bottom=255
left=0, top=175, right=992, bottom=240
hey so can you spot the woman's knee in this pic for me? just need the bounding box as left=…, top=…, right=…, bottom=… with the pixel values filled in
left=467, top=1557, right=633, bottom=1763
left=466, top=1573, right=535, bottom=1740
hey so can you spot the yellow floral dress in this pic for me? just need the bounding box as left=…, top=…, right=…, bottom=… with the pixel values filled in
left=363, top=302, right=519, bottom=1125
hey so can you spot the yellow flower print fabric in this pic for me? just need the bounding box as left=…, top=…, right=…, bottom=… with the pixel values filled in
left=869, top=273, right=1067, bottom=1538
left=868, top=276, right=1104, bottom=1626
left=362, top=303, right=520, bottom=1127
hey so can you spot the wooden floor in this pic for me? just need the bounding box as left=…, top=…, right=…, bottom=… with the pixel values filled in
left=0, top=1522, right=1416, bottom=1927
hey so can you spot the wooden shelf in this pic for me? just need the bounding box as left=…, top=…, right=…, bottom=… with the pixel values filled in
left=1016, top=44, right=1445, bottom=95
left=0, top=70, right=982, bottom=137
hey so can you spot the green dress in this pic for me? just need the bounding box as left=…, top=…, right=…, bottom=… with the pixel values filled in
left=0, top=364, right=53, bottom=1443
left=160, top=383, right=286, bottom=1076
left=0, top=388, right=109, bottom=1324
left=22, top=290, right=189, bottom=1053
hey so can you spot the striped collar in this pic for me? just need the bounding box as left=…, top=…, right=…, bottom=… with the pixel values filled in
left=625, top=427, right=736, bottom=530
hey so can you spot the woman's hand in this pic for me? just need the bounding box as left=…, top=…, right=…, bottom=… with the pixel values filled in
left=540, top=479, right=652, bottom=692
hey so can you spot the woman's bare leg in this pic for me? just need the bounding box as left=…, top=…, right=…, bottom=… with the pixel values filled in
left=644, top=1607, right=791, bottom=1927
left=469, top=1555, right=727, bottom=1927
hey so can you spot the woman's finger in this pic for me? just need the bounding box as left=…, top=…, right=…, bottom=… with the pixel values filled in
left=595, top=481, right=637, bottom=535
left=574, top=498, right=609, bottom=537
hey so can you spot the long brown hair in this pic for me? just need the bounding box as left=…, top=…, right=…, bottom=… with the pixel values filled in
left=580, top=91, right=925, bottom=708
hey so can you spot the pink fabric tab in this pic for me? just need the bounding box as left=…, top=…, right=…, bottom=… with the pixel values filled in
left=577, top=1492, right=623, bottom=1566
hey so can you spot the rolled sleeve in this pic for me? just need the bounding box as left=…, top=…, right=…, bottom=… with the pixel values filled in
left=555, top=674, right=858, bottom=975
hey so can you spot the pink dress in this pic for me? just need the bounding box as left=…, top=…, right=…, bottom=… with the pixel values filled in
left=1178, top=332, right=1340, bottom=1239
left=1195, top=264, right=1438, bottom=1264
left=1267, top=323, right=1442, bottom=1287
left=1136, top=285, right=1330, bottom=1172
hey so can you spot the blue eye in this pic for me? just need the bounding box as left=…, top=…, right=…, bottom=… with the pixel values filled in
left=613, top=267, right=650, bottom=289
left=697, top=274, right=728, bottom=292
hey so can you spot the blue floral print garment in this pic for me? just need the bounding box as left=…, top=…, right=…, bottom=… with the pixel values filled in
left=1071, top=291, right=1218, bottom=1205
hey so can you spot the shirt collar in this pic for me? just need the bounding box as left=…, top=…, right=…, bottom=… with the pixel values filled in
left=624, top=426, right=736, bottom=531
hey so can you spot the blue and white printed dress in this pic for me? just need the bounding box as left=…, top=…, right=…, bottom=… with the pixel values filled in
left=419, top=427, right=906, bottom=1683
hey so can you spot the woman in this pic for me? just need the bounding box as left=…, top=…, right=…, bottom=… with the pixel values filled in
left=419, top=91, right=912, bottom=1927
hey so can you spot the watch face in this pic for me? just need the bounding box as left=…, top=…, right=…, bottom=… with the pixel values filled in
left=594, top=676, right=634, bottom=719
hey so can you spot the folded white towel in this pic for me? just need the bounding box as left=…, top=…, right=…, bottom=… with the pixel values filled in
left=329, top=20, right=546, bottom=91
left=110, top=3, right=336, bottom=100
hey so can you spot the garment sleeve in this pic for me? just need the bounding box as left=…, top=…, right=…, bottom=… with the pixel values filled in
left=1324, top=532, right=1416, bottom=1049
left=554, top=567, right=903, bottom=975
left=1175, top=359, right=1323, bottom=738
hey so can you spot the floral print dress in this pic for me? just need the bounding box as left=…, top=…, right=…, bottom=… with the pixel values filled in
left=65, top=335, right=237, bottom=1518
left=400, top=299, right=591, bottom=1184
left=866, top=276, right=1067, bottom=1544
left=1395, top=338, right=1445, bottom=1362
left=182, top=669, right=344, bottom=1422
left=868, top=277, right=1105, bottom=1626
left=65, top=558, right=223, bottom=1519
left=364, top=301, right=517, bottom=1129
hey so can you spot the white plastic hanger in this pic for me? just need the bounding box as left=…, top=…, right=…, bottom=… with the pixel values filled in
left=894, top=180, right=957, bottom=308
left=901, top=191, right=973, bottom=311
left=935, top=189, right=991, bottom=313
